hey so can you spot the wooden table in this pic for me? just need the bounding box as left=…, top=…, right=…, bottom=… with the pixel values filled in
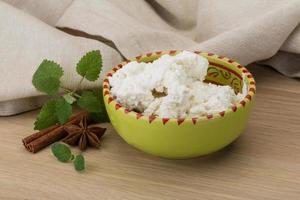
left=1, top=65, right=300, bottom=200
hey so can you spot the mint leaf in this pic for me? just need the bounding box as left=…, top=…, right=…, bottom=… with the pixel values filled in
left=77, top=91, right=101, bottom=112
left=63, top=93, right=77, bottom=104
left=32, top=60, right=63, bottom=95
left=90, top=88, right=110, bottom=123
left=34, top=100, right=58, bottom=130
left=51, top=143, right=72, bottom=163
left=55, top=98, right=72, bottom=124
left=34, top=98, right=72, bottom=130
left=74, top=154, right=85, bottom=171
left=76, top=50, right=102, bottom=81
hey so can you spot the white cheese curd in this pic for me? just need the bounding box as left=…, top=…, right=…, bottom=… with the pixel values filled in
left=188, top=82, right=239, bottom=117
left=108, top=51, right=247, bottom=118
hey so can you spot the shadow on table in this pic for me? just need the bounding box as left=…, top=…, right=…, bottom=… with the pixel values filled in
left=160, top=140, right=240, bottom=167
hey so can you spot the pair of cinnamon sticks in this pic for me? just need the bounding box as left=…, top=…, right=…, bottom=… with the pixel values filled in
left=22, top=112, right=88, bottom=153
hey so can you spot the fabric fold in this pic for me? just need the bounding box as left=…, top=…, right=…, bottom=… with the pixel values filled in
left=193, top=1, right=300, bottom=65
left=1, top=0, right=73, bottom=26
left=0, top=1, right=122, bottom=115
left=0, top=0, right=300, bottom=115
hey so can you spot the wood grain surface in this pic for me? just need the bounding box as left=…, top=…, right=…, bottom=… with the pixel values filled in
left=0, top=65, right=299, bottom=200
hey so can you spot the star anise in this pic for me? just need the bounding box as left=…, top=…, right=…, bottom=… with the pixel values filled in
left=62, top=115, right=106, bottom=150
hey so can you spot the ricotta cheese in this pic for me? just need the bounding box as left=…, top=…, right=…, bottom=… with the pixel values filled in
left=109, top=51, right=246, bottom=118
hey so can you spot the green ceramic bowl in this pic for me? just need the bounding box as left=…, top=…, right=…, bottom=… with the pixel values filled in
left=103, top=50, right=256, bottom=159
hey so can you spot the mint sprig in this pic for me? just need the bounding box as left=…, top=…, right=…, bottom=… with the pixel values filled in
left=32, top=50, right=109, bottom=130
left=51, top=143, right=85, bottom=171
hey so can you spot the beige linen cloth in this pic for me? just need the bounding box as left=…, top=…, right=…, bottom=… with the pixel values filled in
left=0, top=0, right=300, bottom=115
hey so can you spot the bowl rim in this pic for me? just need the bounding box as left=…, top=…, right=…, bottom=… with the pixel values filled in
left=102, top=50, right=256, bottom=125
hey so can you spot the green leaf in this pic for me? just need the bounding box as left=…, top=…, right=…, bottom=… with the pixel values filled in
left=32, top=60, right=63, bottom=95
left=63, top=93, right=77, bottom=104
left=74, top=154, right=85, bottom=171
left=76, top=50, right=102, bottom=81
left=90, top=88, right=110, bottom=123
left=77, top=91, right=101, bottom=113
left=51, top=143, right=72, bottom=163
left=34, top=100, right=58, bottom=130
left=34, top=98, right=73, bottom=130
left=55, top=97, right=72, bottom=124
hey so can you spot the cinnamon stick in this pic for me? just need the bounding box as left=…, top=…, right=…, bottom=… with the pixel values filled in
left=22, top=112, right=89, bottom=153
